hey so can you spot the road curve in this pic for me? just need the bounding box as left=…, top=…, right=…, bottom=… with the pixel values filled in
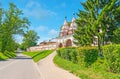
left=37, top=51, right=80, bottom=79
left=0, top=53, right=40, bottom=79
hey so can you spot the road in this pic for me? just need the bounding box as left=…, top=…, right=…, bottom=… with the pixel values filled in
left=37, top=51, right=80, bottom=79
left=0, top=53, right=40, bottom=79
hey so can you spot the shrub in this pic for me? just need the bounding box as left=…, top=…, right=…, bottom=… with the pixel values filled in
left=57, top=47, right=77, bottom=62
left=70, top=49, right=78, bottom=63
left=57, top=49, right=61, bottom=57
left=77, top=47, right=98, bottom=67
left=57, top=46, right=98, bottom=67
left=102, top=44, right=120, bottom=73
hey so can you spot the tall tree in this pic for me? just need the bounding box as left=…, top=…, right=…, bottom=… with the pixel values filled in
left=0, top=3, right=30, bottom=53
left=0, top=8, right=3, bottom=51
left=20, top=30, right=39, bottom=50
left=74, top=0, right=120, bottom=55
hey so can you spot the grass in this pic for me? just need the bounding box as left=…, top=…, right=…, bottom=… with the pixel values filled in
left=23, top=50, right=54, bottom=62
left=0, top=52, right=8, bottom=60
left=53, top=55, right=120, bottom=79
left=0, top=52, right=16, bottom=60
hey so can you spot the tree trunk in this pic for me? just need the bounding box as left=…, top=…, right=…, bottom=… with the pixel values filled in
left=98, top=36, right=103, bottom=57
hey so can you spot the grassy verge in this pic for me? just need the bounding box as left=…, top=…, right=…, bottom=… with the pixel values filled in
left=23, top=50, right=54, bottom=62
left=0, top=52, right=8, bottom=60
left=53, top=55, right=120, bottom=79
left=0, top=52, right=16, bottom=60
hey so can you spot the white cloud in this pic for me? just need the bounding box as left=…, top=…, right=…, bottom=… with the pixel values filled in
left=37, top=26, right=48, bottom=32
left=49, top=29, right=58, bottom=36
left=24, top=1, right=57, bottom=20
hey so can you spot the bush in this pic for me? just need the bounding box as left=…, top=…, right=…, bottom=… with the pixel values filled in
left=57, top=47, right=77, bottom=62
left=102, top=44, right=120, bottom=73
left=56, top=45, right=120, bottom=78
left=70, top=49, right=78, bottom=63
left=77, top=47, right=98, bottom=67
left=57, top=46, right=98, bottom=67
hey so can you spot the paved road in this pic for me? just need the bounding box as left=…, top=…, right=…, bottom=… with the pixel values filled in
left=37, top=51, right=80, bottom=79
left=0, top=53, right=40, bottom=79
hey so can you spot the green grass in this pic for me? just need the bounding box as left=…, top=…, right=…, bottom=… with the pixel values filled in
left=0, top=52, right=8, bottom=60
left=23, top=50, right=54, bottom=62
left=22, top=51, right=40, bottom=57
left=53, top=55, right=120, bottom=79
left=0, top=52, right=16, bottom=60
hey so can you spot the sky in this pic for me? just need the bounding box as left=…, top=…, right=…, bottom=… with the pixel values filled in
left=0, top=0, right=85, bottom=44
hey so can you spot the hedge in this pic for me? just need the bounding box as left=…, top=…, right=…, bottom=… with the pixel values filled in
left=102, top=44, right=120, bottom=73
left=57, top=47, right=98, bottom=67
left=57, top=45, right=120, bottom=73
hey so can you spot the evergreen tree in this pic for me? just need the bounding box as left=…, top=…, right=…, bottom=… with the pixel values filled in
left=74, top=0, right=120, bottom=55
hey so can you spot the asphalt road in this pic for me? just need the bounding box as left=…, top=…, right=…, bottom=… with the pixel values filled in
left=38, top=51, right=80, bottom=79
left=0, top=53, right=40, bottom=79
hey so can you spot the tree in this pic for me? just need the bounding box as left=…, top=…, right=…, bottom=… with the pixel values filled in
left=0, top=8, right=3, bottom=51
left=74, top=0, right=120, bottom=55
left=5, top=38, right=20, bottom=52
left=0, top=3, right=30, bottom=53
left=113, top=27, right=120, bottom=44
left=20, top=30, right=39, bottom=50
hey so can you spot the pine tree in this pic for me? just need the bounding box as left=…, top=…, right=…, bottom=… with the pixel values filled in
left=74, top=0, right=120, bottom=55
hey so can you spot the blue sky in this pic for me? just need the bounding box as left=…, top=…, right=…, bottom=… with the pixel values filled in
left=0, top=0, right=85, bottom=44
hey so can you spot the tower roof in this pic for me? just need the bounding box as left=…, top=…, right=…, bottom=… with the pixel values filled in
left=63, top=16, right=68, bottom=26
left=72, top=13, right=76, bottom=22
left=62, top=16, right=69, bottom=30
left=70, top=13, right=77, bottom=29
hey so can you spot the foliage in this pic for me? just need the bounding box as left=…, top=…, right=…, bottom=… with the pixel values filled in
left=54, top=54, right=120, bottom=79
left=23, top=50, right=53, bottom=62
left=74, top=0, right=120, bottom=55
left=55, top=45, right=120, bottom=79
left=57, top=47, right=98, bottom=67
left=57, top=45, right=120, bottom=73
left=113, top=27, right=120, bottom=44
left=78, top=47, right=98, bottom=67
left=0, top=3, right=29, bottom=53
left=102, top=44, right=120, bottom=73
left=57, top=47, right=77, bottom=62
left=20, top=30, right=39, bottom=50
left=5, top=39, right=20, bottom=52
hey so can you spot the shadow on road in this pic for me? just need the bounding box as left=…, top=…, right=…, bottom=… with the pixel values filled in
left=0, top=59, right=8, bottom=61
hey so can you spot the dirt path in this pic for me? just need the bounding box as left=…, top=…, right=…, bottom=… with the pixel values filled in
left=37, top=51, right=80, bottom=79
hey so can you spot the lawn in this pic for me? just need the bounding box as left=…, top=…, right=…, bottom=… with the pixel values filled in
left=23, top=50, right=54, bottom=62
left=54, top=55, right=120, bottom=79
